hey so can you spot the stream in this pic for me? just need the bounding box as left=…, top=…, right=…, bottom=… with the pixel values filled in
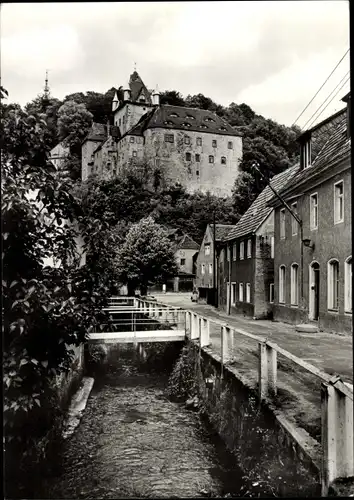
left=36, top=344, right=251, bottom=499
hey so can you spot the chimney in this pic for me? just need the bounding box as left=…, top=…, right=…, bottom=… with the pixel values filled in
left=152, top=84, right=160, bottom=106
left=341, top=92, right=351, bottom=139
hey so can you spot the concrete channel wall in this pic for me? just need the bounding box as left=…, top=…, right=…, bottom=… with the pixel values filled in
left=134, top=298, right=354, bottom=497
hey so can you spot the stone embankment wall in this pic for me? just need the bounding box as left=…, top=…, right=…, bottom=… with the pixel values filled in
left=52, top=344, right=85, bottom=409
left=188, top=341, right=321, bottom=497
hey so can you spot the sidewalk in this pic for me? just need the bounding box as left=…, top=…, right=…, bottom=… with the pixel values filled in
left=152, top=293, right=353, bottom=442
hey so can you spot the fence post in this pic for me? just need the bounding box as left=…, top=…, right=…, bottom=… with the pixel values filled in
left=200, top=318, right=210, bottom=347
left=321, top=381, right=354, bottom=495
left=221, top=326, right=233, bottom=362
left=258, top=341, right=277, bottom=400
left=191, top=313, right=199, bottom=340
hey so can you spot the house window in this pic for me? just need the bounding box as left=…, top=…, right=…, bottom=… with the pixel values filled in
left=279, top=265, right=286, bottom=303
left=205, top=244, right=210, bottom=256
left=271, top=236, right=275, bottom=259
left=180, top=258, right=186, bottom=266
left=119, top=118, right=121, bottom=126
left=197, top=137, right=202, bottom=146
left=247, top=239, right=252, bottom=258
left=231, top=283, right=236, bottom=305
left=209, top=155, right=214, bottom=163
left=201, top=263, right=206, bottom=275
left=212, top=139, right=217, bottom=147
left=184, top=136, right=191, bottom=145
left=334, top=181, right=344, bottom=224
left=269, top=283, right=274, bottom=303
left=310, top=193, right=318, bottom=229
left=291, top=264, right=299, bottom=305
left=221, top=156, right=226, bottom=164
left=239, top=282, right=244, bottom=302
left=246, top=283, right=251, bottom=303
left=164, top=134, right=174, bottom=143
left=132, top=151, right=137, bottom=157
left=328, top=260, right=339, bottom=310
left=186, top=152, right=191, bottom=161
left=240, top=241, right=245, bottom=260
left=196, top=170, right=200, bottom=177
left=228, top=141, right=233, bottom=149
left=195, top=154, right=200, bottom=162
left=291, top=202, right=298, bottom=235
left=233, top=243, right=237, bottom=261
left=130, top=136, right=135, bottom=143
left=209, top=263, right=213, bottom=274
left=301, top=139, right=312, bottom=169
left=345, top=257, right=352, bottom=313
left=280, top=208, right=286, bottom=239
left=227, top=246, right=230, bottom=261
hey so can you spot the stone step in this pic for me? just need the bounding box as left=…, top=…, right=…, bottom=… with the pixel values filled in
left=295, top=323, right=319, bottom=333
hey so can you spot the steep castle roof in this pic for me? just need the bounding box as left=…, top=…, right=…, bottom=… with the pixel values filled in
left=129, top=71, right=152, bottom=103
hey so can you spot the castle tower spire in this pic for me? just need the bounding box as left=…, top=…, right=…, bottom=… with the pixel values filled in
left=44, top=69, right=50, bottom=100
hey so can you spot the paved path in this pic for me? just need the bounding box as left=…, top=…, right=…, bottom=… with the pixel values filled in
left=150, top=293, right=353, bottom=442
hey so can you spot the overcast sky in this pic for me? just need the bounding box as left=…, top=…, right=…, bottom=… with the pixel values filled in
left=1, top=1, right=349, bottom=128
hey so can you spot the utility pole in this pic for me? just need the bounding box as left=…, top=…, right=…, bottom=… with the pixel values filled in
left=213, top=211, right=218, bottom=308
left=252, top=162, right=305, bottom=306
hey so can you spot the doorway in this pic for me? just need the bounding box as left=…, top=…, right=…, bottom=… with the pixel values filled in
left=309, top=262, right=320, bottom=320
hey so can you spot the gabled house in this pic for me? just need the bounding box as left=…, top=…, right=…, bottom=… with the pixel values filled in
left=268, top=94, right=351, bottom=333
left=196, top=224, right=237, bottom=304
left=218, top=165, right=299, bottom=318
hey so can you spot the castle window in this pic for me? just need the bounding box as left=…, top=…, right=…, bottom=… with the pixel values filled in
left=186, top=115, right=195, bottom=120
left=195, top=154, right=200, bottom=162
left=197, top=137, right=202, bottom=146
left=196, top=170, right=200, bottom=177
left=123, top=116, right=126, bottom=124
left=205, top=117, right=215, bottom=122
left=220, top=126, right=227, bottom=131
left=221, top=156, right=226, bottom=164
left=182, top=122, right=191, bottom=127
left=212, top=139, right=217, bottom=147
left=130, top=137, right=135, bottom=143
left=132, top=151, right=137, bottom=157
left=170, top=112, right=179, bottom=117
left=184, top=136, right=191, bottom=145
left=200, top=124, right=208, bottom=129
left=139, top=96, right=146, bottom=102
left=186, top=152, right=191, bottom=161
left=209, top=155, right=214, bottom=163
left=119, top=118, right=121, bottom=126
left=164, top=120, right=174, bottom=126
left=164, top=134, right=174, bottom=143
left=228, top=141, right=233, bottom=149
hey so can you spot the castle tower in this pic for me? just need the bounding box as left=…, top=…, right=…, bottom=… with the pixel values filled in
left=152, top=85, right=160, bottom=106
left=112, top=90, right=119, bottom=112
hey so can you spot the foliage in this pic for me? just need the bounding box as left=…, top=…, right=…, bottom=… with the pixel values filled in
left=24, top=95, right=63, bottom=150
left=1, top=91, right=107, bottom=453
left=57, top=100, right=93, bottom=155
left=63, top=88, right=116, bottom=123
left=159, top=90, right=186, bottom=107
left=115, top=217, right=178, bottom=294
left=167, top=344, right=198, bottom=400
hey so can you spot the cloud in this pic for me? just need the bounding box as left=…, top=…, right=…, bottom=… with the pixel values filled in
left=1, top=1, right=349, bottom=125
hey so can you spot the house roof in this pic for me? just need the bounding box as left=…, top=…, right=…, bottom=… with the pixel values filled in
left=146, top=105, right=242, bottom=137
left=82, top=122, right=107, bottom=144
left=206, top=224, right=238, bottom=242
left=268, top=109, right=350, bottom=204
left=297, top=107, right=346, bottom=141
left=225, top=164, right=300, bottom=241
left=175, top=234, right=200, bottom=251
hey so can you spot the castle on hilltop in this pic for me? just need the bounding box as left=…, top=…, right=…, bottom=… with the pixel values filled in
left=81, top=71, right=243, bottom=196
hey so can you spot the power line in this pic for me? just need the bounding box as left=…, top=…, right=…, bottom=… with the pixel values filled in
left=301, top=71, right=350, bottom=130
left=291, top=48, right=350, bottom=127
left=306, top=75, right=350, bottom=130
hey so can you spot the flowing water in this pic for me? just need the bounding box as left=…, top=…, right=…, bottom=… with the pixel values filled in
left=37, top=345, right=250, bottom=499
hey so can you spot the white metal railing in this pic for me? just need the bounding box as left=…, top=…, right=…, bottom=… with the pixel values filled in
left=134, top=298, right=353, bottom=495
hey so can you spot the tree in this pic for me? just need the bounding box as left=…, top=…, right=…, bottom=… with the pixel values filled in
left=57, top=100, right=93, bottom=156
left=1, top=91, right=109, bottom=493
left=64, top=88, right=116, bottom=123
left=115, top=217, right=178, bottom=295
left=160, top=90, right=186, bottom=107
